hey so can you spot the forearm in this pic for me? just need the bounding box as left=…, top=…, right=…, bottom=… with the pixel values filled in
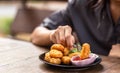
left=31, top=27, right=54, bottom=46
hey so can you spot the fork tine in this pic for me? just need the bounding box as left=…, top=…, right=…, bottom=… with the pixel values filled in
left=76, top=42, right=82, bottom=51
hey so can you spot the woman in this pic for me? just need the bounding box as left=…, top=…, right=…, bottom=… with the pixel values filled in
left=31, top=0, right=120, bottom=55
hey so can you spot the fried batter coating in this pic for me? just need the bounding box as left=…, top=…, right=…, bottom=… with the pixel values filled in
left=44, top=52, right=51, bottom=62
left=51, top=44, right=64, bottom=52
left=63, top=48, right=69, bottom=56
left=49, top=49, right=63, bottom=58
left=69, top=52, right=80, bottom=58
left=49, top=58, right=61, bottom=64
left=80, top=43, right=90, bottom=60
left=62, top=56, right=71, bottom=64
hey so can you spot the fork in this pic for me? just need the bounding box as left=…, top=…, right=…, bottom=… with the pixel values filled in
left=73, top=32, right=82, bottom=51
left=76, top=42, right=82, bottom=51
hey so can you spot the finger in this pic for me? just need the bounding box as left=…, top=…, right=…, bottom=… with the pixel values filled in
left=64, top=25, right=72, bottom=39
left=69, top=35, right=75, bottom=50
left=58, top=27, right=66, bottom=46
left=54, top=29, right=61, bottom=44
left=64, top=25, right=72, bottom=48
left=66, top=35, right=75, bottom=50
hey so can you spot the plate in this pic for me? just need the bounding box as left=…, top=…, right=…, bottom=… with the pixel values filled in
left=39, top=52, right=102, bottom=70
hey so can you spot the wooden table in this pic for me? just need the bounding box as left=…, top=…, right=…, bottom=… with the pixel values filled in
left=0, top=38, right=120, bottom=73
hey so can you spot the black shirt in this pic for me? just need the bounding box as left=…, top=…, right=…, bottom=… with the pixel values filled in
left=40, top=0, right=120, bottom=55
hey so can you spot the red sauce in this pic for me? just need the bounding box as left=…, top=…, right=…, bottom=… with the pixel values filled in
left=73, top=56, right=81, bottom=61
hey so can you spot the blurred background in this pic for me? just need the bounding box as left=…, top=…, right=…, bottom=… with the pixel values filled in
left=0, top=0, right=67, bottom=41
left=0, top=0, right=119, bottom=57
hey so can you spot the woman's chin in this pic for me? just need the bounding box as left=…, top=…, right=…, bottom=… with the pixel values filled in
left=71, top=53, right=98, bottom=67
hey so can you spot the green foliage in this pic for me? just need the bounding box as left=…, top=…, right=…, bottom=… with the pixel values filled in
left=0, top=17, right=13, bottom=34
left=69, top=48, right=78, bottom=54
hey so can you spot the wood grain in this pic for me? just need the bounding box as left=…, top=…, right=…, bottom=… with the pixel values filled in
left=0, top=38, right=120, bottom=73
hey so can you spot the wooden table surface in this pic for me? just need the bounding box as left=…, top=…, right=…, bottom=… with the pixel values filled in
left=0, top=38, right=120, bottom=73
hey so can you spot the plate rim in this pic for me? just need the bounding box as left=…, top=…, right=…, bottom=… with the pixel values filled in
left=39, top=52, right=102, bottom=69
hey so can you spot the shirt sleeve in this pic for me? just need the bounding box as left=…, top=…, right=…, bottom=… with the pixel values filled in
left=40, top=1, right=73, bottom=30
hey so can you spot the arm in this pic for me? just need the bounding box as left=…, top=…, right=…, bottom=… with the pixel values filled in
left=31, top=25, right=75, bottom=49
left=31, top=27, right=54, bottom=46
left=31, top=0, right=76, bottom=48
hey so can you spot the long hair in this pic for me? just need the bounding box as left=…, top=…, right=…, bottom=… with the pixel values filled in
left=87, top=0, right=105, bottom=9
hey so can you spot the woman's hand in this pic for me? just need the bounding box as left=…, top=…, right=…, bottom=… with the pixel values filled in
left=50, top=25, right=75, bottom=49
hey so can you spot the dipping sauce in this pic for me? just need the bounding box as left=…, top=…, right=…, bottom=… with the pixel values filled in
left=73, top=56, right=81, bottom=61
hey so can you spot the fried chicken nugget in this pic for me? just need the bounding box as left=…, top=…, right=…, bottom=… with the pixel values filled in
left=44, top=52, right=51, bottom=62
left=49, top=58, right=61, bottom=64
left=63, top=48, right=69, bottom=56
left=62, top=56, right=71, bottom=64
left=49, top=49, right=63, bottom=58
left=51, top=44, right=64, bottom=52
left=69, top=52, right=80, bottom=58
left=80, top=43, right=90, bottom=60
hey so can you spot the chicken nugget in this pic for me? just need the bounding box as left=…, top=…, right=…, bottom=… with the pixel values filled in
left=62, top=56, right=71, bottom=65
left=44, top=52, right=51, bottom=62
left=51, top=44, right=64, bottom=52
left=49, top=49, right=63, bottom=58
left=49, top=58, right=61, bottom=64
left=63, top=48, right=69, bottom=56
left=69, top=52, right=80, bottom=58
left=80, top=43, right=90, bottom=60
